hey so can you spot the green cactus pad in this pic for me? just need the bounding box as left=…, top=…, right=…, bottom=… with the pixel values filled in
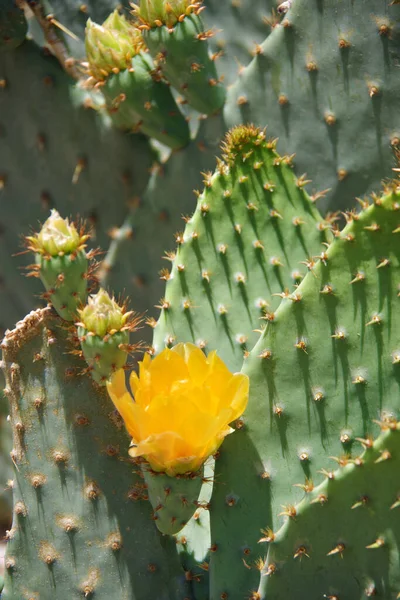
left=141, top=10, right=226, bottom=115
left=153, top=124, right=330, bottom=371
left=0, top=0, right=27, bottom=50
left=1, top=307, right=191, bottom=600
left=142, top=466, right=204, bottom=535
left=209, top=183, right=400, bottom=597
left=261, top=425, right=400, bottom=600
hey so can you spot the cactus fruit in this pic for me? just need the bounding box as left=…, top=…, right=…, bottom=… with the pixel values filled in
left=77, top=288, right=141, bottom=385
left=134, top=0, right=226, bottom=115
left=1, top=307, right=190, bottom=600
left=25, top=210, right=92, bottom=322
left=85, top=11, right=191, bottom=149
left=141, top=468, right=204, bottom=536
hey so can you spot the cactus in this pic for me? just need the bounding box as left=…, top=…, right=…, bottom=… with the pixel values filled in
left=260, top=424, right=400, bottom=599
left=25, top=209, right=93, bottom=321
left=153, top=124, right=331, bottom=369
left=208, top=183, right=400, bottom=597
left=1, top=307, right=190, bottom=599
left=1, top=0, right=400, bottom=598
left=134, top=0, right=226, bottom=115
left=85, top=11, right=191, bottom=149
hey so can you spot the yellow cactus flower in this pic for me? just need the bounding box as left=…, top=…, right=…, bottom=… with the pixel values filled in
left=106, top=343, right=249, bottom=476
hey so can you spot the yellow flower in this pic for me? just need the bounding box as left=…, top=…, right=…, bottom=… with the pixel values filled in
left=106, top=343, right=249, bottom=476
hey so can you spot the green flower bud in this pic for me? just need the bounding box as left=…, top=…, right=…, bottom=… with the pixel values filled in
left=77, top=289, right=141, bottom=385
left=26, top=209, right=87, bottom=257
left=132, top=0, right=203, bottom=29
left=78, top=289, right=131, bottom=338
left=85, top=11, right=145, bottom=80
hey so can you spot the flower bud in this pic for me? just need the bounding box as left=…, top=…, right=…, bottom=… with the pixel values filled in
left=26, top=210, right=85, bottom=257
left=78, top=289, right=130, bottom=338
left=85, top=11, right=145, bottom=80
left=77, top=290, right=140, bottom=385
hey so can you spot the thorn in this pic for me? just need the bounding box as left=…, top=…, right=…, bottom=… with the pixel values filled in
left=374, top=450, right=391, bottom=463
left=296, top=174, right=312, bottom=188
left=259, top=528, right=275, bottom=543
left=293, top=478, right=314, bottom=493
left=350, top=271, right=365, bottom=284
left=311, top=493, right=328, bottom=505
left=366, top=537, right=385, bottom=549
left=279, top=505, right=296, bottom=519
left=72, top=157, right=87, bottom=184
left=377, top=258, right=390, bottom=269
left=390, top=495, right=400, bottom=510
left=351, top=496, right=369, bottom=509
left=355, top=436, right=374, bottom=449
left=293, top=546, right=310, bottom=560
left=318, top=468, right=335, bottom=480
left=294, top=338, right=308, bottom=353
left=327, top=542, right=345, bottom=557
left=364, top=223, right=380, bottom=232
left=366, top=314, right=382, bottom=326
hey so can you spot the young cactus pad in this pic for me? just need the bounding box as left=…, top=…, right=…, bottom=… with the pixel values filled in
left=208, top=182, right=400, bottom=598
left=85, top=11, right=190, bottom=150
left=135, top=0, right=226, bottom=115
left=25, top=210, right=91, bottom=322
left=77, top=288, right=139, bottom=385
left=1, top=308, right=190, bottom=600
left=153, top=125, right=331, bottom=371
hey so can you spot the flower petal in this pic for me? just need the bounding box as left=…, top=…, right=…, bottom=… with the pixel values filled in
left=106, top=370, right=139, bottom=439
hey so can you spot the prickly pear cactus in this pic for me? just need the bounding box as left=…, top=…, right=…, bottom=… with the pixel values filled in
left=208, top=183, right=400, bottom=598
left=1, top=0, right=400, bottom=598
left=1, top=308, right=190, bottom=600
